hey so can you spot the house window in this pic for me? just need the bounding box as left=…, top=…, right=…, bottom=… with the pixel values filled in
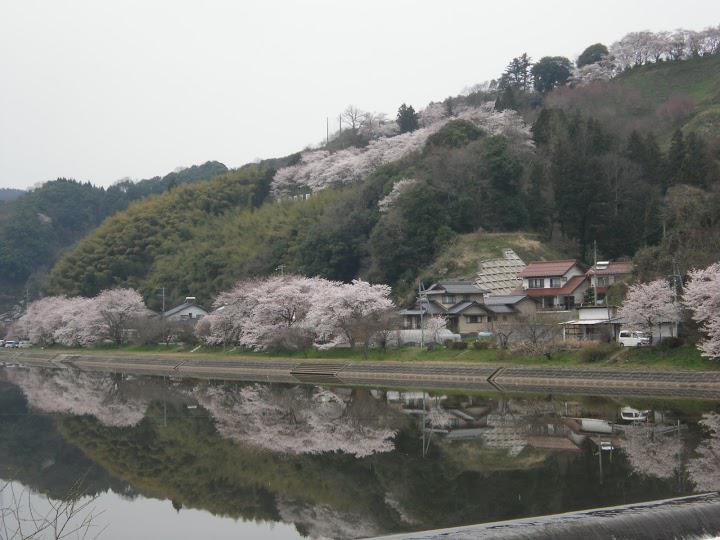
left=596, top=276, right=610, bottom=287
left=528, top=278, right=544, bottom=289
left=464, top=315, right=481, bottom=324
left=549, top=278, right=562, bottom=288
left=442, top=295, right=456, bottom=304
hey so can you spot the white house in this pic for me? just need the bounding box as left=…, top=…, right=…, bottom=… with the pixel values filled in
left=163, top=297, right=208, bottom=322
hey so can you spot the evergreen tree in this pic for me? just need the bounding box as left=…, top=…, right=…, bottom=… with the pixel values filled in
left=396, top=103, right=419, bottom=133
left=666, top=129, right=686, bottom=190
left=682, top=132, right=710, bottom=188
left=500, top=53, right=533, bottom=91
left=527, top=162, right=552, bottom=236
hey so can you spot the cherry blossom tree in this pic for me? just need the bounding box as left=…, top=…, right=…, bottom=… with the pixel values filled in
left=618, top=279, right=681, bottom=343
left=271, top=103, right=531, bottom=195
left=12, top=296, right=72, bottom=345
left=423, top=315, right=447, bottom=345
left=240, top=275, right=331, bottom=350
left=93, top=288, right=150, bottom=345
left=307, top=280, right=394, bottom=354
left=683, top=263, right=720, bottom=359
left=687, top=412, right=720, bottom=491
left=14, top=288, right=149, bottom=347
left=377, top=179, right=417, bottom=213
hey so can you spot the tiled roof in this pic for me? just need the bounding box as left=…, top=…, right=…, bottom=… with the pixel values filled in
left=485, top=304, right=514, bottom=314
left=587, top=261, right=634, bottom=276
left=483, top=295, right=528, bottom=305
left=475, top=249, right=526, bottom=295
left=426, top=281, right=490, bottom=294
left=446, top=301, right=489, bottom=315
left=525, top=276, right=588, bottom=297
left=519, top=260, right=582, bottom=278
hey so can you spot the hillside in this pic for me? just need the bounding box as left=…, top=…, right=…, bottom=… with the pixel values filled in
left=418, top=232, right=568, bottom=283
left=0, top=188, right=24, bottom=202
left=46, top=31, right=720, bottom=308
left=546, top=54, right=720, bottom=142
left=0, top=161, right=227, bottom=315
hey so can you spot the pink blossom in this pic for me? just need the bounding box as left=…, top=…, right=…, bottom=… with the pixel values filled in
left=618, top=279, right=680, bottom=340
left=191, top=384, right=398, bottom=457
left=683, top=263, right=720, bottom=359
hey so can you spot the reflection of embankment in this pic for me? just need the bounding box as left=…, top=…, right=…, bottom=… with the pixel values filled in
left=1, top=368, right=151, bottom=427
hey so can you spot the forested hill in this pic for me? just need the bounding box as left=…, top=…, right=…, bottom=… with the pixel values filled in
left=47, top=28, right=720, bottom=309
left=0, top=161, right=227, bottom=314
left=0, top=189, right=24, bottom=202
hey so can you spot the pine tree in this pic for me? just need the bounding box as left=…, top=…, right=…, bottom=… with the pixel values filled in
left=666, top=129, right=686, bottom=190
left=682, top=132, right=709, bottom=188
left=396, top=103, right=419, bottom=133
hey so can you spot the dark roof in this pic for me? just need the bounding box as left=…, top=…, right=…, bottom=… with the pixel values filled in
left=163, top=302, right=208, bottom=318
left=587, top=261, right=634, bottom=276
left=446, top=301, right=490, bottom=315
left=425, top=281, right=490, bottom=295
left=485, top=304, right=514, bottom=314
left=525, top=276, right=588, bottom=297
left=520, top=260, right=584, bottom=278
left=483, top=295, right=529, bottom=305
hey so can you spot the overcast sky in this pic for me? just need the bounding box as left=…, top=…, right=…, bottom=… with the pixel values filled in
left=1, top=1, right=719, bottom=189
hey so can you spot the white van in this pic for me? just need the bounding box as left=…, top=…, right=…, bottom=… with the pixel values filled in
left=618, top=330, right=651, bottom=347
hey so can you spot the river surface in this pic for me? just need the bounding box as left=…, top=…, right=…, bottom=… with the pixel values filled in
left=1, top=364, right=719, bottom=539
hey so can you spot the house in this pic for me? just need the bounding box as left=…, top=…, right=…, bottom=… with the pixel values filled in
left=586, top=261, right=634, bottom=304
left=399, top=281, right=538, bottom=337
left=560, top=306, right=618, bottom=341
left=560, top=305, right=679, bottom=343
left=519, top=260, right=589, bottom=311
left=163, top=297, right=208, bottom=322
left=475, top=249, right=526, bottom=295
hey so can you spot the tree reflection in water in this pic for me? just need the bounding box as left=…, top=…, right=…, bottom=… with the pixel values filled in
left=1, top=366, right=719, bottom=539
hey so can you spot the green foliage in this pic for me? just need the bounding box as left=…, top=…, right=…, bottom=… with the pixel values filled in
left=580, top=343, right=617, bottom=363
left=425, top=120, right=485, bottom=149
left=531, top=56, right=572, bottom=93
left=396, top=103, right=419, bottom=133
left=49, top=165, right=273, bottom=303
left=576, top=43, right=609, bottom=68
left=0, top=162, right=228, bottom=311
left=500, top=53, right=533, bottom=92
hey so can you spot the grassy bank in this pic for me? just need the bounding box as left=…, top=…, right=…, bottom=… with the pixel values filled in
left=9, top=343, right=719, bottom=371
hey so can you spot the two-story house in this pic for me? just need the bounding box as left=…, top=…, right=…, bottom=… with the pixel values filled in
left=519, top=260, right=589, bottom=311
left=586, top=261, right=634, bottom=304
left=399, top=281, right=538, bottom=336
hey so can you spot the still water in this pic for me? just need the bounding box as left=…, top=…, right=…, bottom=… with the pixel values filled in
left=1, top=365, right=719, bottom=539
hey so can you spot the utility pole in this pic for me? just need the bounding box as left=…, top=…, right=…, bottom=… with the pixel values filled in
left=338, top=115, right=342, bottom=134
left=326, top=117, right=329, bottom=146
left=593, top=240, right=598, bottom=306
left=419, top=282, right=427, bottom=348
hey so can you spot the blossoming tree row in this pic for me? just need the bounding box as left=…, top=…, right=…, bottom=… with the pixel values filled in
left=13, top=288, right=148, bottom=346
left=195, top=275, right=395, bottom=353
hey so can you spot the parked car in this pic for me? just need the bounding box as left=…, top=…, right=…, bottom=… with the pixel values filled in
left=618, top=330, right=651, bottom=347
left=620, top=406, right=650, bottom=422
left=18, top=341, right=31, bottom=348
left=0, top=339, right=4, bottom=347
left=3, top=340, right=18, bottom=348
